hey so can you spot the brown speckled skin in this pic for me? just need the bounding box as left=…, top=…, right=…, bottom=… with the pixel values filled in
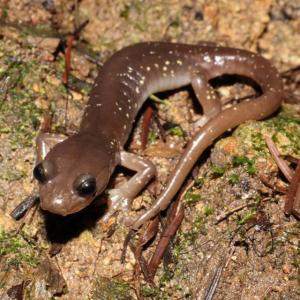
left=82, top=42, right=282, bottom=144
left=38, top=42, right=283, bottom=223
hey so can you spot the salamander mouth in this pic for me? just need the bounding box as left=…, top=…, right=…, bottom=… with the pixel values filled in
left=40, top=195, right=95, bottom=216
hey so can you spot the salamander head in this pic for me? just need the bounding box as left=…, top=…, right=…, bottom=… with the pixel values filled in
left=34, top=133, right=118, bottom=216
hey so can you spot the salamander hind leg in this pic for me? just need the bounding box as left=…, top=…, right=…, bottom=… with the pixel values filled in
left=102, top=151, right=156, bottom=222
left=191, top=69, right=221, bottom=126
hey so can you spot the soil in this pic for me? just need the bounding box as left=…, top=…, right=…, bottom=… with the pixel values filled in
left=0, top=0, right=299, bottom=299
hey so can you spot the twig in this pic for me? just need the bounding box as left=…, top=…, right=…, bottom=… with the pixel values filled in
left=62, top=35, right=74, bottom=87
left=258, top=173, right=288, bottom=193
left=203, top=246, right=235, bottom=300
left=265, top=135, right=293, bottom=182
left=215, top=203, right=250, bottom=224
left=39, top=112, right=53, bottom=133
left=251, top=225, right=274, bottom=257
left=147, top=202, right=184, bottom=279
left=147, top=179, right=187, bottom=280
left=62, top=19, right=89, bottom=128
left=48, top=242, right=64, bottom=257
left=16, top=200, right=39, bottom=234
left=92, top=239, right=103, bottom=276
left=121, top=229, right=136, bottom=264
left=281, top=65, right=300, bottom=77
left=129, top=241, right=153, bottom=284
left=131, top=217, right=159, bottom=283
left=292, top=185, right=300, bottom=219
left=141, top=106, right=154, bottom=150
left=137, top=217, right=160, bottom=248
left=62, top=35, right=74, bottom=127
left=285, top=161, right=300, bottom=216
left=214, top=197, right=271, bottom=224
left=285, top=155, right=299, bottom=164
left=153, top=113, right=167, bottom=143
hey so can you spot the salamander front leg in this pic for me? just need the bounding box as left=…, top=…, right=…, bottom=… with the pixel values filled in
left=11, top=133, right=67, bottom=220
left=102, top=151, right=156, bottom=222
left=191, top=70, right=221, bottom=126
left=36, top=133, right=67, bottom=162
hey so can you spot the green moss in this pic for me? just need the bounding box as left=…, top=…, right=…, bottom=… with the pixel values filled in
left=204, top=206, right=215, bottom=217
left=194, top=176, right=204, bottom=188
left=182, top=216, right=206, bottom=243
left=184, top=189, right=201, bottom=204
left=171, top=212, right=211, bottom=276
left=210, top=164, right=226, bottom=176
left=15, top=23, right=58, bottom=39
left=1, top=4, right=8, bottom=18
left=228, top=173, right=240, bottom=184
left=0, top=168, right=26, bottom=181
left=0, top=55, right=43, bottom=149
left=141, top=286, right=160, bottom=297
left=232, top=155, right=256, bottom=175
left=118, top=0, right=148, bottom=32
left=149, top=94, right=169, bottom=105
left=141, top=285, right=170, bottom=299
left=141, top=269, right=185, bottom=299
left=233, top=106, right=300, bottom=158
left=232, top=156, right=248, bottom=165
left=169, top=17, right=181, bottom=28
left=247, top=162, right=256, bottom=175
left=292, top=254, right=300, bottom=269
left=148, top=128, right=158, bottom=144
left=236, top=208, right=257, bottom=225
left=169, top=126, right=184, bottom=137
left=92, top=276, right=132, bottom=300
left=0, top=42, right=69, bottom=150
left=120, top=4, right=131, bottom=19
left=0, top=229, right=39, bottom=268
left=67, top=73, right=93, bottom=94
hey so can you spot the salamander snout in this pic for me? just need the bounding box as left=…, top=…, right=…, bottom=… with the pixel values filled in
left=40, top=194, right=72, bottom=216
left=39, top=188, right=95, bottom=216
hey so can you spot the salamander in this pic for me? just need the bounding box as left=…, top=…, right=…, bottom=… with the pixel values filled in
left=32, top=42, right=283, bottom=229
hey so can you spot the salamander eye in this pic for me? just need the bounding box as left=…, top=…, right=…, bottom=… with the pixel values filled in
left=74, top=175, right=96, bottom=197
left=33, top=161, right=54, bottom=183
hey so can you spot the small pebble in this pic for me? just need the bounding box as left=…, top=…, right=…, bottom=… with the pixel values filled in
left=282, top=264, right=291, bottom=274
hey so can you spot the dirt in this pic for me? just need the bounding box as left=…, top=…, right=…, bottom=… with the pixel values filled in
left=0, top=0, right=299, bottom=299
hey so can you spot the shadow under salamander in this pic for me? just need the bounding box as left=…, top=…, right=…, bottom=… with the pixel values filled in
left=43, top=196, right=108, bottom=244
